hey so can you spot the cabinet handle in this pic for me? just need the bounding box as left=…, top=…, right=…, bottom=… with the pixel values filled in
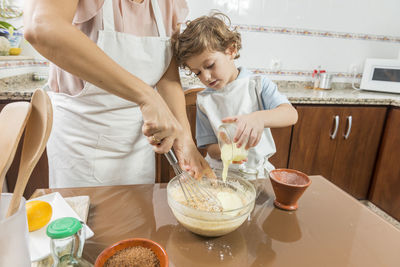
left=344, top=115, right=352, bottom=139
left=330, top=115, right=339, bottom=139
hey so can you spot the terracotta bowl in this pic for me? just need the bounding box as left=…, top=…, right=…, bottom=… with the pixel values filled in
left=269, top=169, right=311, bottom=211
left=94, top=238, right=168, bottom=267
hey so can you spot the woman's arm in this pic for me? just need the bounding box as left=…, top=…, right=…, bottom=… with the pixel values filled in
left=24, top=0, right=181, bottom=152
left=156, top=58, right=215, bottom=179
left=156, top=58, right=191, bottom=143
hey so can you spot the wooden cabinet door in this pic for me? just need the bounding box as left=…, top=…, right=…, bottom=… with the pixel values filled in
left=270, top=127, right=292, bottom=168
left=369, top=107, right=400, bottom=221
left=1, top=100, right=49, bottom=198
left=331, top=106, right=386, bottom=199
left=289, top=105, right=342, bottom=178
left=289, top=105, right=386, bottom=199
left=7, top=139, right=49, bottom=198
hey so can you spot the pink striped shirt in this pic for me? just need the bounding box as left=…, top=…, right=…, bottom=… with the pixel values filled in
left=48, top=0, right=188, bottom=95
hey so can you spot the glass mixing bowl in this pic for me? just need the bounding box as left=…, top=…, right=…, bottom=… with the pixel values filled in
left=167, top=173, right=256, bottom=237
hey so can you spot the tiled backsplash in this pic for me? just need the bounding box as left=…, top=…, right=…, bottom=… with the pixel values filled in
left=186, top=0, right=400, bottom=83
left=234, top=24, right=400, bottom=44
left=179, top=70, right=356, bottom=90
left=0, top=57, right=48, bottom=79
left=2, top=0, right=399, bottom=85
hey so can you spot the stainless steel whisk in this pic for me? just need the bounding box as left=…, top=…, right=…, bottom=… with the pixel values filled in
left=164, top=150, right=222, bottom=212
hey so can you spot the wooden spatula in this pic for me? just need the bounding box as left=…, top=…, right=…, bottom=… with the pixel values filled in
left=6, top=89, right=53, bottom=217
left=0, top=102, right=32, bottom=195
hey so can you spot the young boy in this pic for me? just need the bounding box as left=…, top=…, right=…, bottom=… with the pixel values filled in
left=172, top=12, right=298, bottom=177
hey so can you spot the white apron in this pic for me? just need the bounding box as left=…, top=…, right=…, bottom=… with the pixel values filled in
left=46, top=0, right=172, bottom=188
left=197, top=75, right=276, bottom=178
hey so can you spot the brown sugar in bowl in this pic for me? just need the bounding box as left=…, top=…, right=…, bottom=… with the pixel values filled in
left=94, top=238, right=168, bottom=267
left=269, top=169, right=311, bottom=211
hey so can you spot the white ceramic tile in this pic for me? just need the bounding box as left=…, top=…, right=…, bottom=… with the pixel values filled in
left=239, top=31, right=399, bottom=71
left=185, top=0, right=400, bottom=81
left=189, top=0, right=400, bottom=35
left=9, top=0, right=400, bottom=82
left=0, top=66, right=48, bottom=79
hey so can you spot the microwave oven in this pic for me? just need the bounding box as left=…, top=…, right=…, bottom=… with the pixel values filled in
left=360, top=58, right=400, bottom=94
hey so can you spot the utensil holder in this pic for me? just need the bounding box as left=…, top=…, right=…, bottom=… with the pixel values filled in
left=0, top=193, right=31, bottom=266
left=319, top=73, right=334, bottom=89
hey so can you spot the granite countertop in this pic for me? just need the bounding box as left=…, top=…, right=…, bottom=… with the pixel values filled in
left=182, top=77, right=400, bottom=107
left=279, top=85, right=400, bottom=107
left=0, top=73, right=47, bottom=101
left=1, top=74, right=400, bottom=107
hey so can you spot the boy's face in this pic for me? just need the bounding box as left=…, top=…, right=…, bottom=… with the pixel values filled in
left=185, top=48, right=238, bottom=90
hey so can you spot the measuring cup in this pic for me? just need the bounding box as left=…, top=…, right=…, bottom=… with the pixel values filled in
left=217, top=123, right=248, bottom=163
left=217, top=123, right=262, bottom=197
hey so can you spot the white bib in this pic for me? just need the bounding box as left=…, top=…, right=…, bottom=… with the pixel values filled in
left=197, top=75, right=276, bottom=177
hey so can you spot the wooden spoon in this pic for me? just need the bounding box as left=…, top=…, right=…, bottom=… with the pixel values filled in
left=0, top=102, right=32, bottom=195
left=6, top=89, right=53, bottom=217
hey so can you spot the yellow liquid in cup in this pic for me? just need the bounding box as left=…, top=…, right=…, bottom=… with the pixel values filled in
left=220, top=143, right=248, bottom=182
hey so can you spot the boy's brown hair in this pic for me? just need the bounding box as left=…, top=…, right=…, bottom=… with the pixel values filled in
left=172, top=12, right=242, bottom=69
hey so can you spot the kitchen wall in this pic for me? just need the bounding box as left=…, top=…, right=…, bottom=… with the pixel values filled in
left=2, top=0, right=400, bottom=83
left=0, top=0, right=48, bottom=79
left=185, top=0, right=400, bottom=82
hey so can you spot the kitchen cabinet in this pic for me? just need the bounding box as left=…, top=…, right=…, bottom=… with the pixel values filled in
left=270, top=127, right=292, bottom=168
left=0, top=100, right=49, bottom=198
left=369, top=107, right=400, bottom=221
left=289, top=105, right=387, bottom=199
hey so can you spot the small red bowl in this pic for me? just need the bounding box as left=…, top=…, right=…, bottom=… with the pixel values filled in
left=269, top=169, right=311, bottom=211
left=94, top=238, right=168, bottom=267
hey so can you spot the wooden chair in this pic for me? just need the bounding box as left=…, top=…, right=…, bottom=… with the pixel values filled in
left=155, top=88, right=205, bottom=183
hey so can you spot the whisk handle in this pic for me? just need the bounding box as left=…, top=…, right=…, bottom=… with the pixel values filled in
left=165, top=150, right=178, bottom=165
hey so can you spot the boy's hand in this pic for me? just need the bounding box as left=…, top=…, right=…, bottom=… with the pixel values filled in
left=222, top=113, right=264, bottom=149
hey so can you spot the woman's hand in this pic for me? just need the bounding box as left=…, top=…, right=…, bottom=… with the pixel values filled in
left=141, top=91, right=183, bottom=154
left=173, top=137, right=216, bottom=179
left=222, top=113, right=264, bottom=150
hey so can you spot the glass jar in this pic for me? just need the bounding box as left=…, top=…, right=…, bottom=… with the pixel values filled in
left=217, top=123, right=264, bottom=197
left=46, top=217, right=93, bottom=267
left=217, top=123, right=262, bottom=175
left=217, top=122, right=248, bottom=163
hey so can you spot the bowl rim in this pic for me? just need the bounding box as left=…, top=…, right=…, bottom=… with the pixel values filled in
left=269, top=168, right=312, bottom=188
left=167, top=175, right=256, bottom=214
left=94, top=237, right=168, bottom=267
